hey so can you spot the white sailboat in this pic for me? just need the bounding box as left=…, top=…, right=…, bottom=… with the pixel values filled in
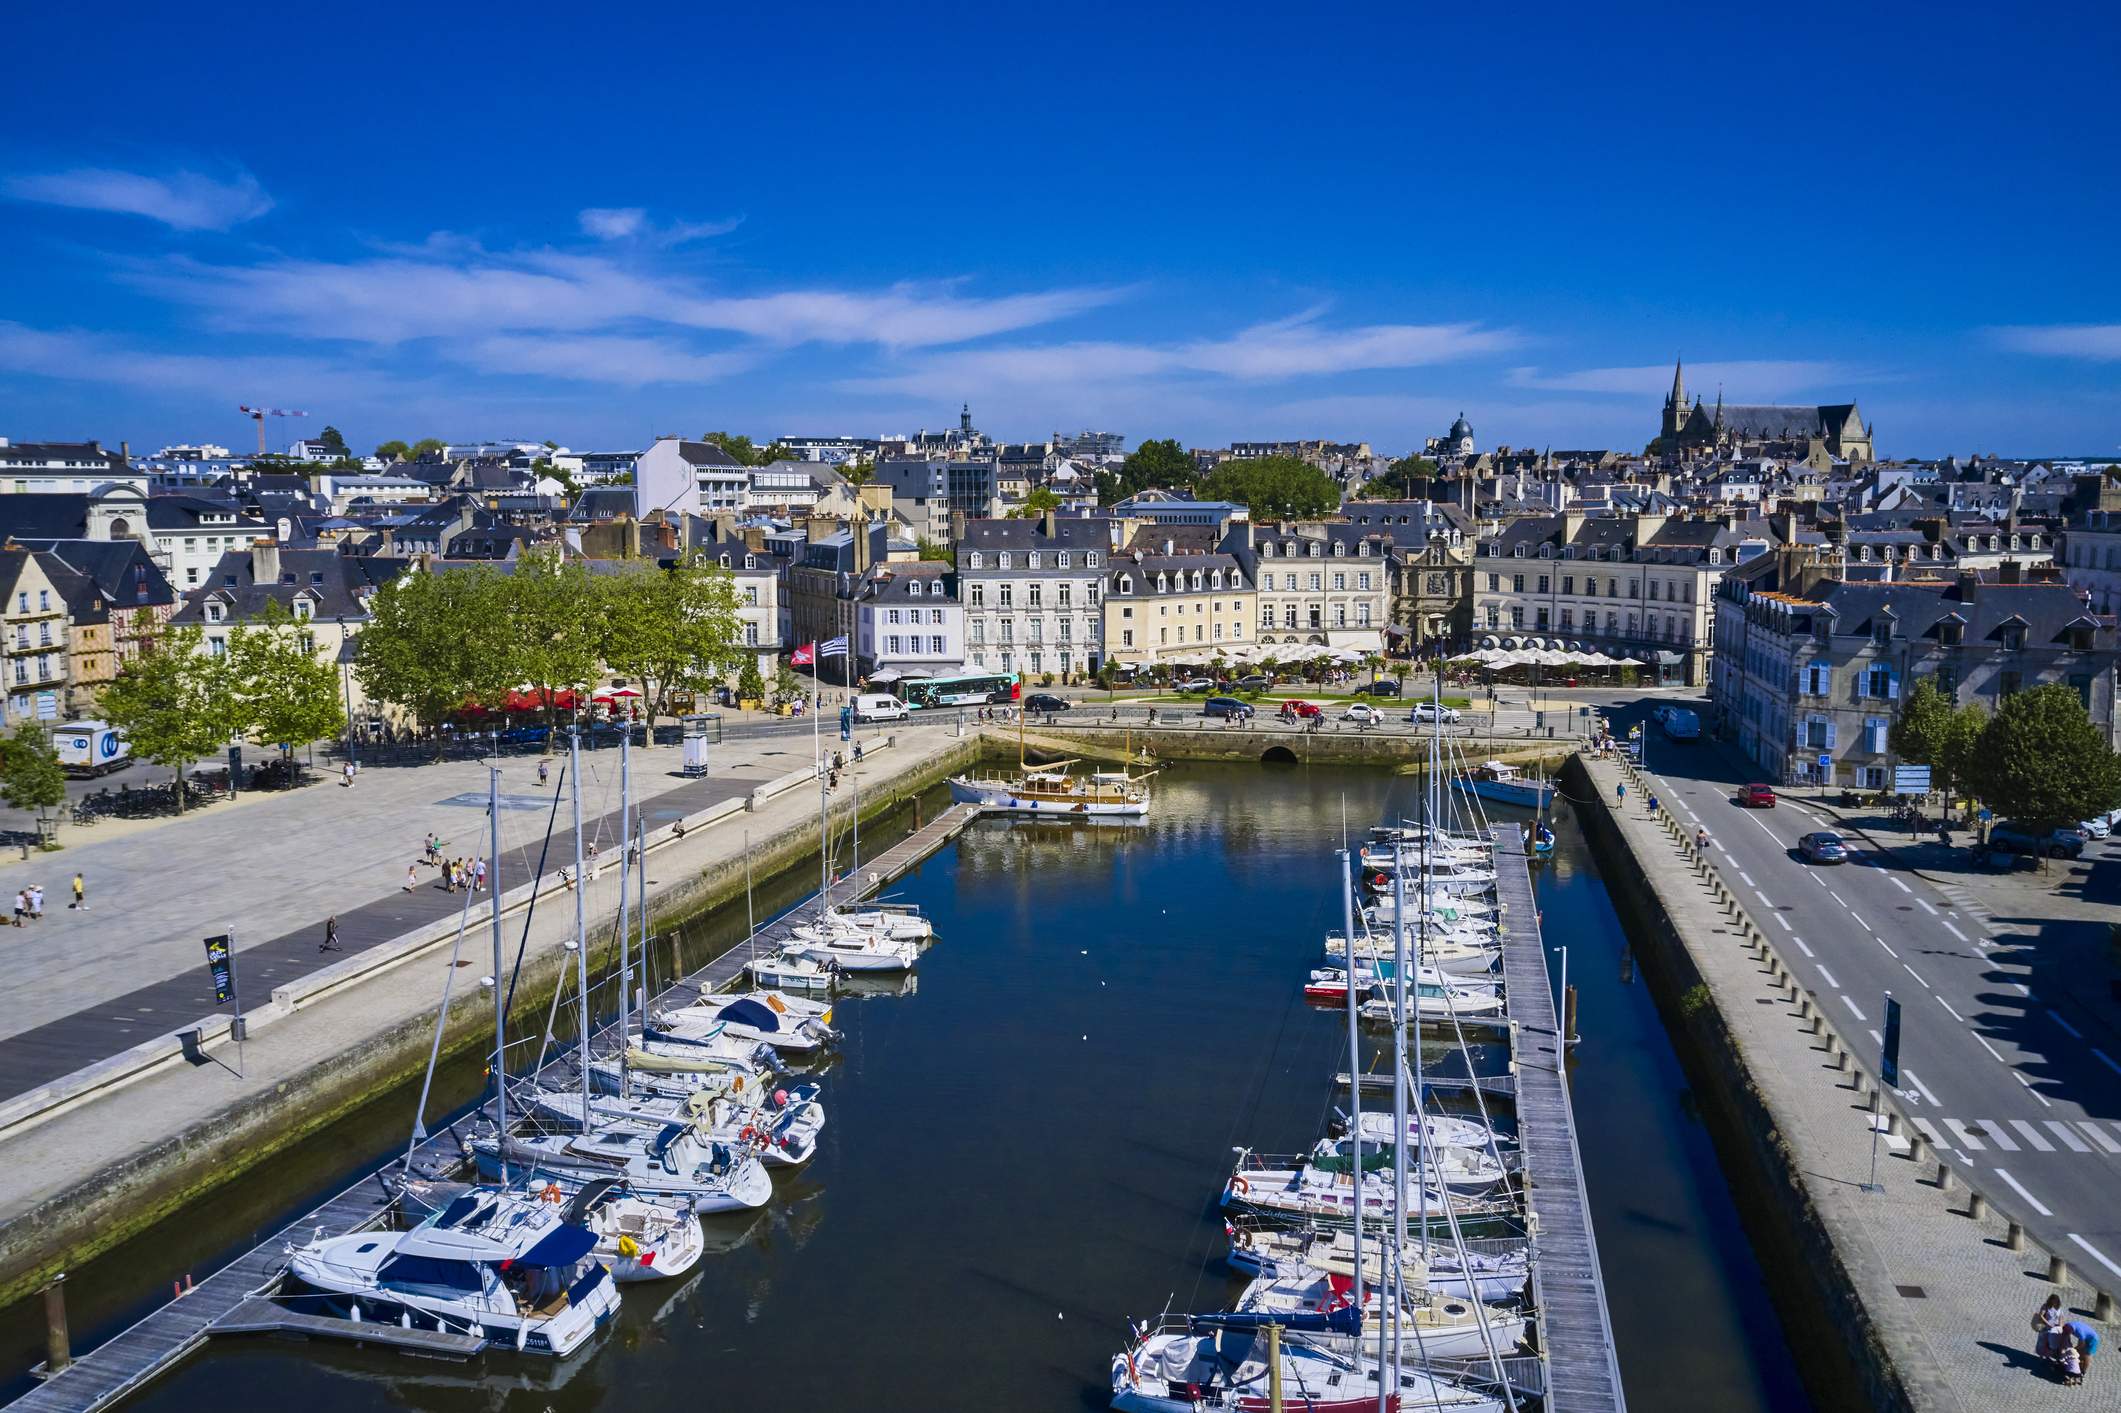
left=1111, top=1319, right=1503, bottom=1413
left=1235, top=1268, right=1529, bottom=1361
left=1223, top=1222, right=1531, bottom=1304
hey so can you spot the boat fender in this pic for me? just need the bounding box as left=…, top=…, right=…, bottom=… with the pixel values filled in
left=616, top=1234, right=641, bottom=1259
left=1230, top=1175, right=1250, bottom=1197
left=540, top=1183, right=564, bottom=1204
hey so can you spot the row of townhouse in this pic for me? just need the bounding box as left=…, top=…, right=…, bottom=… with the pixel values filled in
left=1712, top=549, right=2120, bottom=786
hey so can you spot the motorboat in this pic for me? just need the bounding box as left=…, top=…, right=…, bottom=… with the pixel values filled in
left=1236, top=1269, right=1530, bottom=1361
left=1451, top=761, right=1554, bottom=809
left=658, top=993, right=838, bottom=1054
left=1224, top=1221, right=1531, bottom=1303
left=786, top=923, right=919, bottom=973
left=745, top=950, right=836, bottom=993
left=525, top=1081, right=826, bottom=1168
left=286, top=1186, right=620, bottom=1355
left=1111, top=1317, right=1504, bottom=1413
left=825, top=901, right=932, bottom=940
left=395, top=1177, right=705, bottom=1285
left=1322, top=930, right=1498, bottom=974
left=1357, top=974, right=1508, bottom=1025
left=473, top=1118, right=773, bottom=1215
left=1343, top=1108, right=1514, bottom=1164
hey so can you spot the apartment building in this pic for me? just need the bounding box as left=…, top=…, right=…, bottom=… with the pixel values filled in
left=0, top=548, right=70, bottom=723
left=1225, top=521, right=1392, bottom=656
left=853, top=562, right=964, bottom=680
left=1100, top=549, right=1254, bottom=671
left=957, top=513, right=1111, bottom=679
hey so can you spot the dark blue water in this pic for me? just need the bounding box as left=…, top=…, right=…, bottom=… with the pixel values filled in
left=97, top=762, right=1803, bottom=1411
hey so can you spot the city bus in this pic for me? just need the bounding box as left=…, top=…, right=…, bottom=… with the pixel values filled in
left=891, top=671, right=1018, bottom=709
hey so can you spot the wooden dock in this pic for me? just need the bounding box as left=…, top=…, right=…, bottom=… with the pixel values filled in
left=9, top=799, right=991, bottom=1413
left=1491, top=826, right=1627, bottom=1413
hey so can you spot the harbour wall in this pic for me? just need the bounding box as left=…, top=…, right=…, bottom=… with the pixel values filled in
left=0, top=734, right=979, bottom=1308
left=1566, top=750, right=1899, bottom=1413
left=1012, top=722, right=1578, bottom=771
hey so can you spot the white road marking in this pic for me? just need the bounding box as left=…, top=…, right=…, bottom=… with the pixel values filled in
left=1973, top=1033, right=2008, bottom=1064
left=1773, top=913, right=1791, bottom=931
left=1917, top=899, right=1937, bottom=915
left=1936, top=996, right=1965, bottom=1021
left=1944, top=1119, right=1987, bottom=1151
left=1875, top=936, right=1901, bottom=958
left=1851, top=911, right=1871, bottom=932
left=1868, top=1028, right=1883, bottom=1048
left=1941, top=920, right=1968, bottom=942
left=2079, top=1123, right=2121, bottom=1155
left=1891, top=877, right=1912, bottom=893
left=1738, top=871, right=1755, bottom=887
left=1901, top=963, right=1931, bottom=989
left=1906, top=1069, right=1940, bottom=1107
left=2093, top=1048, right=2121, bottom=1079
left=2007, top=1119, right=2054, bottom=1151
left=1792, top=936, right=1815, bottom=958
left=2070, top=1235, right=2121, bottom=1282
left=1816, top=964, right=1840, bottom=989
left=1829, top=889, right=1846, bottom=906
left=1984, top=1123, right=2022, bottom=1152
left=2045, top=1121, right=2092, bottom=1153
left=1842, top=995, right=1868, bottom=1022
left=1994, top=1167, right=2053, bottom=1217
left=2017, top=1073, right=2054, bottom=1109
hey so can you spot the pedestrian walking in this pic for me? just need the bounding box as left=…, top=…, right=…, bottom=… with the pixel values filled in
left=537, top=759, right=550, bottom=787
left=320, top=915, right=341, bottom=952
left=1647, top=791, right=1660, bottom=814
left=70, top=872, right=86, bottom=910
left=1615, top=782, right=1626, bottom=805
left=404, top=864, right=418, bottom=892
left=342, top=761, right=355, bottom=789
left=10, top=891, right=24, bottom=927
left=1695, top=826, right=1709, bottom=851
left=2065, top=1320, right=2101, bottom=1382
left=28, top=885, right=43, bottom=919
left=423, top=832, right=436, bottom=865
left=473, top=857, right=487, bottom=892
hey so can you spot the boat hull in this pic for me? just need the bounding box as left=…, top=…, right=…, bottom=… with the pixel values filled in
left=1451, top=777, right=1554, bottom=808
left=949, top=776, right=1148, bottom=817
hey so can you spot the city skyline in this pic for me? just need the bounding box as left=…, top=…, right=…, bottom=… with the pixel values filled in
left=2, top=5, right=2116, bottom=457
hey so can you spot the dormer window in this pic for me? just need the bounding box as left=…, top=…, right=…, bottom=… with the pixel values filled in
left=1262, top=543, right=1275, bottom=558
left=1230, top=572, right=1242, bottom=589
left=1359, top=541, right=1373, bottom=556
left=1331, top=541, right=1345, bottom=557
left=719, top=554, right=731, bottom=568
left=1872, top=618, right=1894, bottom=645
left=1156, top=574, right=1169, bottom=593
left=967, top=552, right=983, bottom=569
left=1027, top=552, right=1040, bottom=569
left=744, top=555, right=756, bottom=569
left=1086, top=551, right=1100, bottom=568
left=1513, top=545, right=1526, bottom=558
left=1999, top=623, right=2026, bottom=651
left=1056, top=552, right=1070, bottom=569
left=1119, top=575, right=1134, bottom=594
left=907, top=580, right=923, bottom=598
left=205, top=603, right=223, bottom=623
left=293, top=598, right=314, bottom=622
left=1707, top=549, right=1722, bottom=565
left=1191, top=571, right=1204, bottom=591
left=997, top=553, right=1010, bottom=569
left=1939, top=619, right=1964, bottom=647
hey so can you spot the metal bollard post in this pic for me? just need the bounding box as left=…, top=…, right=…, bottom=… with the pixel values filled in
left=2048, top=1255, right=2071, bottom=1285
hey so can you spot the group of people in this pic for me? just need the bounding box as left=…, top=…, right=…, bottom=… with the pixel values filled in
left=2034, top=1295, right=2100, bottom=1385
left=401, top=833, right=486, bottom=895
left=9, top=874, right=85, bottom=925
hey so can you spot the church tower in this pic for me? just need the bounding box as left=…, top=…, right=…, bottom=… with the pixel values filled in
left=1660, top=358, right=1687, bottom=441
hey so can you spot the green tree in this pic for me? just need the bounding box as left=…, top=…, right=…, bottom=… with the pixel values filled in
left=1198, top=454, right=1340, bottom=519
left=1092, top=468, right=1122, bottom=506
left=840, top=456, right=875, bottom=485
left=1361, top=455, right=1437, bottom=499
left=100, top=627, right=244, bottom=810
left=702, top=431, right=760, bottom=465
left=410, top=438, right=447, bottom=460
left=772, top=660, right=803, bottom=708
left=599, top=556, right=745, bottom=733
left=355, top=565, right=515, bottom=733
left=316, top=425, right=351, bottom=458
left=0, top=721, right=68, bottom=832
left=1965, top=684, right=2121, bottom=828
left=505, top=548, right=602, bottom=724
left=375, top=439, right=411, bottom=462
left=1006, top=487, right=1063, bottom=519
left=754, top=442, right=797, bottom=464
left=914, top=536, right=956, bottom=567
left=231, top=601, right=346, bottom=777
left=1889, top=679, right=1987, bottom=801
left=1115, top=438, right=1194, bottom=497
left=737, top=655, right=766, bottom=705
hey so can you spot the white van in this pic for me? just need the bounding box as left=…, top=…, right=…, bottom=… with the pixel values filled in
left=852, top=693, right=909, bottom=723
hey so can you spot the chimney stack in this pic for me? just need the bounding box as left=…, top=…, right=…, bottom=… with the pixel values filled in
left=1999, top=559, right=2022, bottom=585
left=250, top=537, right=280, bottom=585
left=1041, top=507, right=1058, bottom=539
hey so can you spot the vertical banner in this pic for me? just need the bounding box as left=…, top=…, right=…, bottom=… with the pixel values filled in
left=204, top=934, right=235, bottom=1005
left=1880, top=994, right=1902, bottom=1089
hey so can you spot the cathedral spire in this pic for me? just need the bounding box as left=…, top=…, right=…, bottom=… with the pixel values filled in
left=1669, top=357, right=1685, bottom=410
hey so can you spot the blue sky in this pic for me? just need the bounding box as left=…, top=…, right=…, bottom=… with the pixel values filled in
left=3, top=4, right=2117, bottom=459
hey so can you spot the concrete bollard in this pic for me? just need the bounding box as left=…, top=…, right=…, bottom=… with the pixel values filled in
left=2097, top=1291, right=2116, bottom=1322
left=2006, top=1221, right=2025, bottom=1252
left=1965, top=1191, right=1987, bottom=1220
left=2048, top=1255, right=2071, bottom=1285
left=1885, top=1111, right=1900, bottom=1135
left=1908, top=1133, right=1929, bottom=1163
left=1936, top=1161, right=1955, bottom=1193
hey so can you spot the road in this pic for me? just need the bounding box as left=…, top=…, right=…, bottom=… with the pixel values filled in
left=1607, top=696, right=2121, bottom=1292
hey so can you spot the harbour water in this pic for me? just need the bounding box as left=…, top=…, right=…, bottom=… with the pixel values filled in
left=7, top=762, right=1805, bottom=1411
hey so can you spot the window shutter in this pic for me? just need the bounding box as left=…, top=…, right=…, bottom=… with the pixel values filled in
left=1886, top=668, right=1899, bottom=700
left=1823, top=721, right=1838, bottom=751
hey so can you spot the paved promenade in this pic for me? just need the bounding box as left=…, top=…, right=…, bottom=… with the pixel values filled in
left=1584, top=749, right=2116, bottom=1411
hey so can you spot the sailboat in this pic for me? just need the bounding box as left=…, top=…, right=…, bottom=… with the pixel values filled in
left=397, top=1175, right=705, bottom=1284
left=1110, top=1315, right=1504, bottom=1412
left=949, top=695, right=1151, bottom=816
left=1235, top=1268, right=1530, bottom=1361
left=1223, top=1221, right=1531, bottom=1303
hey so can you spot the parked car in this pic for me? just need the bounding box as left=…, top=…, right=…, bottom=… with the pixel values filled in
left=1407, top=703, right=1462, bottom=724
left=1988, top=823, right=2085, bottom=859
left=1203, top=696, right=1254, bottom=721
left=1277, top=699, right=1324, bottom=722
left=1798, top=831, right=1849, bottom=865
left=1738, top=783, right=1777, bottom=808
left=2078, top=816, right=2112, bottom=840
left=1173, top=677, right=1214, bottom=693
left=1234, top=673, right=1275, bottom=692
left=1341, top=703, right=1385, bottom=726
left=1022, top=693, right=1070, bottom=714
left=1357, top=680, right=1403, bottom=697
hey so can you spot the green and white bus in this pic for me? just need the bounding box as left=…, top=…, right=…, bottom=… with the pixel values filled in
left=890, top=671, right=1018, bottom=709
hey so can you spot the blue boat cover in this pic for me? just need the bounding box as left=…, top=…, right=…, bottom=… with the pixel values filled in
left=718, top=997, right=783, bottom=1033
left=1190, top=1306, right=1362, bottom=1337
left=519, top=1223, right=598, bottom=1267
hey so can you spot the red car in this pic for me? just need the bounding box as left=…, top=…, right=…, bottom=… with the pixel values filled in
left=1739, top=783, right=1777, bottom=808
left=1278, top=700, right=1323, bottom=722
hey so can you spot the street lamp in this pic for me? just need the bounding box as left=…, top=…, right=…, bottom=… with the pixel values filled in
left=336, top=616, right=356, bottom=767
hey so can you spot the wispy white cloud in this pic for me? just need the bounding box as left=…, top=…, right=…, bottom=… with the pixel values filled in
left=1991, top=324, right=2121, bottom=361
left=4, top=166, right=272, bottom=231
left=845, top=315, right=1521, bottom=399
left=578, top=207, right=744, bottom=245
left=134, top=248, right=1124, bottom=349
left=466, top=334, right=754, bottom=385
left=578, top=207, right=647, bottom=239
left=1506, top=360, right=1849, bottom=398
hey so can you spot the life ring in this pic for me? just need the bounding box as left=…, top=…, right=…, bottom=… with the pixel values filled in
left=539, top=1183, right=563, bottom=1204
left=738, top=1126, right=757, bottom=1143
left=1230, top=1175, right=1251, bottom=1197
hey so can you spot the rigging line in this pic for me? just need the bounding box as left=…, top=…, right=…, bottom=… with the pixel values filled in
left=500, top=764, right=569, bottom=1025
left=403, top=850, right=484, bottom=1170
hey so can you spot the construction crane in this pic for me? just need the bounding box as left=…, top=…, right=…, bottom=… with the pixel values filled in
left=238, top=405, right=308, bottom=456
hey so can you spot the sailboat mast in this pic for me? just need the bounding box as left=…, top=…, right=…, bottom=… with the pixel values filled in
left=569, top=727, right=591, bottom=1119
left=814, top=652, right=830, bottom=917
left=1339, top=846, right=1364, bottom=1315
left=488, top=765, right=507, bottom=1183
left=1389, top=839, right=1409, bottom=1393
left=617, top=723, right=631, bottom=1099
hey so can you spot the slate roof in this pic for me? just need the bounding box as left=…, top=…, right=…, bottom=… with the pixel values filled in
left=956, top=516, right=1112, bottom=559
left=170, top=547, right=409, bottom=624
left=0, top=494, right=96, bottom=540
left=858, top=563, right=958, bottom=602
left=14, top=540, right=175, bottom=613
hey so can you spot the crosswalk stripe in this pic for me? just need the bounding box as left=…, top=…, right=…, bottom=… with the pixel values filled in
left=1945, top=1119, right=1987, bottom=1151
left=1983, top=1123, right=2021, bottom=1152
left=1913, top=1117, right=1948, bottom=1149
left=2009, top=1120, right=2055, bottom=1151
left=2046, top=1121, right=2092, bottom=1153
left=2078, top=1123, right=2121, bottom=1154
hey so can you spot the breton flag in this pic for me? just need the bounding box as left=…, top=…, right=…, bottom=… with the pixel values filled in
left=820, top=636, right=849, bottom=659
left=791, top=642, right=816, bottom=666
